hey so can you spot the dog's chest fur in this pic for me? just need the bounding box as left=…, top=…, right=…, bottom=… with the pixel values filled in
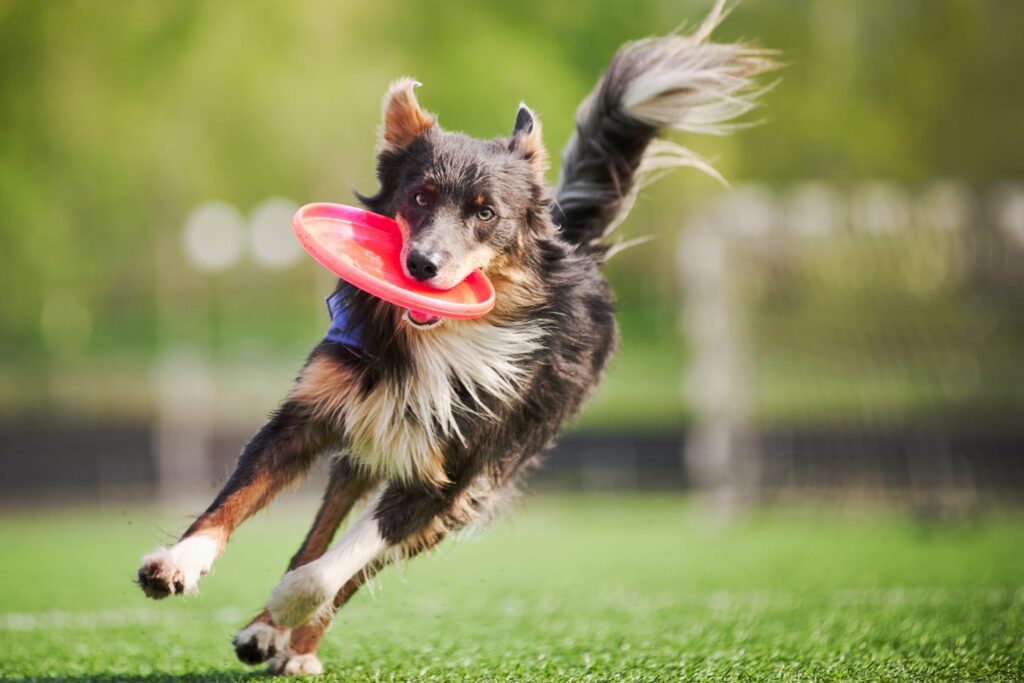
left=316, top=319, right=543, bottom=486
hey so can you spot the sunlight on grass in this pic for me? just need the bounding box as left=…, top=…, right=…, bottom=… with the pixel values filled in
left=1, top=495, right=1021, bottom=681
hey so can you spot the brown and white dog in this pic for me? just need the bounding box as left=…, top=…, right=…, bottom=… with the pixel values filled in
left=136, top=2, right=774, bottom=675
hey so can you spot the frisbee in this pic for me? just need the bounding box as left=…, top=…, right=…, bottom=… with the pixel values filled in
left=292, top=203, right=495, bottom=323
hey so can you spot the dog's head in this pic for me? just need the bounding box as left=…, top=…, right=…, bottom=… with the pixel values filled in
left=358, top=78, right=551, bottom=292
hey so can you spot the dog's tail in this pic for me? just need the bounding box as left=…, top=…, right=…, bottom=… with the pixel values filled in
left=552, top=0, right=776, bottom=254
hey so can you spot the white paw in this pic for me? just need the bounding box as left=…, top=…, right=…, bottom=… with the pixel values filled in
left=266, top=564, right=333, bottom=628
left=267, top=652, right=324, bottom=676
left=233, top=620, right=290, bottom=665
left=136, top=535, right=219, bottom=599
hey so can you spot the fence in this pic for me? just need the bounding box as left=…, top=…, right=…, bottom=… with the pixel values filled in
left=3, top=182, right=1023, bottom=506
left=680, top=180, right=1024, bottom=509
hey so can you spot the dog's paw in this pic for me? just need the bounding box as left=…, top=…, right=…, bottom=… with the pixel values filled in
left=267, top=652, right=324, bottom=676
left=136, top=535, right=219, bottom=599
left=233, top=619, right=289, bottom=665
left=266, top=565, right=332, bottom=628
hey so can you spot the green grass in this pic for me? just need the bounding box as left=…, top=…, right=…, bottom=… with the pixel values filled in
left=1, top=495, right=1022, bottom=681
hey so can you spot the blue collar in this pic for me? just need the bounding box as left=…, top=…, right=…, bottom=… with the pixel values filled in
left=324, top=288, right=363, bottom=350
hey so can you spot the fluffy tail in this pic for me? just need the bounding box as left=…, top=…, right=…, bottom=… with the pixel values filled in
left=552, top=0, right=776, bottom=253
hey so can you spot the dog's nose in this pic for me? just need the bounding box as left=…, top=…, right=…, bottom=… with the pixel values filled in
left=406, top=250, right=440, bottom=281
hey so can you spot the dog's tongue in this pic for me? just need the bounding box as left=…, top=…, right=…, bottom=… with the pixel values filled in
left=408, top=310, right=437, bottom=324
left=407, top=309, right=442, bottom=328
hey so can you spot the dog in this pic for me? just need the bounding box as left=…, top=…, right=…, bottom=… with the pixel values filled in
left=136, top=1, right=774, bottom=675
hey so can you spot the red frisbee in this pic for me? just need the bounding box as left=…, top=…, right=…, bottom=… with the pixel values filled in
left=292, top=203, right=495, bottom=322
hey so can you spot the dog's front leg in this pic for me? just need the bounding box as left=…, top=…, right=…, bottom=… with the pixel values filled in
left=137, top=400, right=328, bottom=599
left=265, top=474, right=484, bottom=628
left=260, top=475, right=492, bottom=675
left=265, top=484, right=389, bottom=628
left=263, top=514, right=434, bottom=676
left=234, top=458, right=378, bottom=668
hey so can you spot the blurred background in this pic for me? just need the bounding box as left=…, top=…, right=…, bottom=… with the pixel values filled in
left=1, top=0, right=1022, bottom=511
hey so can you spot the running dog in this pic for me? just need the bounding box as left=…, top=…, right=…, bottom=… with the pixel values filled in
left=136, top=2, right=774, bottom=675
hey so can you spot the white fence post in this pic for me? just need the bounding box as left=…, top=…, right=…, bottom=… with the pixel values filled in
left=678, top=207, right=759, bottom=511
left=152, top=347, right=214, bottom=503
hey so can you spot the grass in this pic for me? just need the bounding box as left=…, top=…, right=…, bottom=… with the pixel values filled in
left=0, top=495, right=1022, bottom=681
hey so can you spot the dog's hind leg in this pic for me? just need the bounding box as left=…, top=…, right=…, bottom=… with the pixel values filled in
left=233, top=458, right=376, bottom=668
left=136, top=400, right=329, bottom=600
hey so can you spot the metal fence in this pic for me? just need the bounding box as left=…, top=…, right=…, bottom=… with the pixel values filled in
left=680, top=181, right=1024, bottom=508
left=3, top=182, right=1023, bottom=507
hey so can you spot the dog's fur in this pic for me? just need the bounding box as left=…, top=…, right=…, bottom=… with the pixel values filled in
left=137, top=1, right=774, bottom=674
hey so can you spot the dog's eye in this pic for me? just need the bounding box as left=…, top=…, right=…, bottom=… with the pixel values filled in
left=477, top=206, right=496, bottom=221
left=414, top=192, right=429, bottom=207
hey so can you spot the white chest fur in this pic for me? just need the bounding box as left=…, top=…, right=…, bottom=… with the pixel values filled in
left=338, top=319, right=542, bottom=486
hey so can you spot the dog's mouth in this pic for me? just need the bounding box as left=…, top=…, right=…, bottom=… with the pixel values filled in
left=403, top=310, right=443, bottom=330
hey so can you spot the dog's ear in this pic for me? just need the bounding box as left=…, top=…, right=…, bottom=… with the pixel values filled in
left=510, top=103, right=548, bottom=178
left=379, top=77, right=436, bottom=152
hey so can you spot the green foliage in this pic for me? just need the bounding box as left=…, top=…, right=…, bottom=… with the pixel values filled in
left=1, top=0, right=1022, bottom=427
left=0, top=496, right=1022, bottom=681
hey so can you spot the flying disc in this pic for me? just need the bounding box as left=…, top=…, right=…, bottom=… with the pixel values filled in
left=292, top=203, right=495, bottom=322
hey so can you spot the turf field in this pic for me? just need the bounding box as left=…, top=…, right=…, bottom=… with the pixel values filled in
left=0, top=495, right=1022, bottom=681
